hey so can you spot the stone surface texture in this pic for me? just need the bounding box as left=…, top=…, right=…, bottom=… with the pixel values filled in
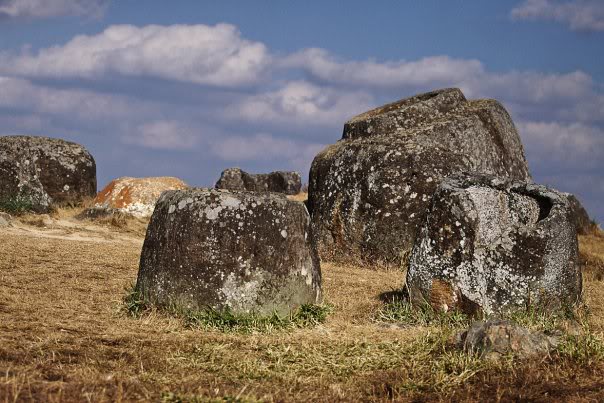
left=215, top=167, right=302, bottom=195
left=86, top=176, right=188, bottom=218
left=307, top=88, right=531, bottom=265
left=137, top=188, right=321, bottom=315
left=566, top=193, right=598, bottom=235
left=407, top=174, right=581, bottom=315
left=0, top=135, right=96, bottom=212
left=456, top=319, right=558, bottom=360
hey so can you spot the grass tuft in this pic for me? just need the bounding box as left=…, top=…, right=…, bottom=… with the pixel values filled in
left=123, top=284, right=332, bottom=333
left=556, top=332, right=604, bottom=364
left=123, top=284, right=151, bottom=317
left=0, top=195, right=35, bottom=215
left=375, top=299, right=470, bottom=329
left=185, top=303, right=332, bottom=333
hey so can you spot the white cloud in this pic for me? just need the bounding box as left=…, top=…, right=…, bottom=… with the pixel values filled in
left=125, top=120, right=201, bottom=150
left=0, top=0, right=108, bottom=20
left=0, top=23, right=270, bottom=86
left=210, top=133, right=325, bottom=173
left=282, top=48, right=484, bottom=89
left=0, top=75, right=155, bottom=120
left=511, top=0, right=604, bottom=31
left=229, top=81, right=373, bottom=127
left=517, top=121, right=604, bottom=169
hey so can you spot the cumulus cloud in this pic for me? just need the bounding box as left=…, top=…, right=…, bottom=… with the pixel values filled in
left=0, top=75, right=155, bottom=120
left=518, top=121, right=604, bottom=170
left=282, top=49, right=484, bottom=89
left=0, top=23, right=270, bottom=86
left=210, top=133, right=325, bottom=172
left=125, top=121, right=201, bottom=150
left=229, top=81, right=373, bottom=128
left=1, top=23, right=602, bottom=220
left=0, top=0, right=109, bottom=20
left=511, top=0, right=604, bottom=31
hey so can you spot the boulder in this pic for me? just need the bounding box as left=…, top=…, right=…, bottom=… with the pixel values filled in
left=566, top=193, right=598, bottom=235
left=136, top=188, right=321, bottom=315
left=455, top=320, right=559, bottom=360
left=83, top=176, right=188, bottom=218
left=407, top=174, right=581, bottom=315
left=215, top=167, right=302, bottom=195
left=307, top=88, right=531, bottom=266
left=0, top=135, right=96, bottom=212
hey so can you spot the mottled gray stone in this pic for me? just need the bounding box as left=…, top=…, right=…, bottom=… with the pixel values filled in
left=215, top=167, right=302, bottom=195
left=308, top=88, right=531, bottom=266
left=0, top=136, right=96, bottom=212
left=136, top=188, right=321, bottom=315
left=565, top=193, right=598, bottom=235
left=456, top=320, right=559, bottom=360
left=407, top=174, right=581, bottom=315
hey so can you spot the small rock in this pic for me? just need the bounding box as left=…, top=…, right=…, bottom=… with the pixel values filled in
left=136, top=188, right=321, bottom=315
left=215, top=168, right=302, bottom=195
left=456, top=319, right=559, bottom=360
left=407, top=173, right=581, bottom=315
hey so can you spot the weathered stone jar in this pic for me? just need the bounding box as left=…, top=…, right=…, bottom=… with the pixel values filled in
left=406, top=174, right=581, bottom=315
left=307, top=88, right=531, bottom=266
left=215, top=167, right=302, bottom=195
left=0, top=135, right=96, bottom=211
left=136, top=188, right=321, bottom=315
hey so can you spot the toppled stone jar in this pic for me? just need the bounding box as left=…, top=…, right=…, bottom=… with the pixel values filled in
left=215, top=167, right=302, bottom=195
left=136, top=188, right=322, bottom=315
left=307, top=88, right=531, bottom=266
left=407, top=174, right=581, bottom=315
left=0, top=135, right=96, bottom=212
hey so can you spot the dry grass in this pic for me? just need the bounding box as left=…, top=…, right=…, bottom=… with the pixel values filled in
left=286, top=192, right=308, bottom=203
left=0, top=223, right=604, bottom=401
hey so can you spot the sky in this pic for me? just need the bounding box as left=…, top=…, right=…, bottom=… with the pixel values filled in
left=0, top=0, right=603, bottom=223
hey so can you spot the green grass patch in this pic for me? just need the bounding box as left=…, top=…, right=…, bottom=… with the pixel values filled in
left=375, top=299, right=470, bottom=329
left=0, top=195, right=35, bottom=215
left=185, top=303, right=332, bottom=333
left=123, top=284, right=331, bottom=333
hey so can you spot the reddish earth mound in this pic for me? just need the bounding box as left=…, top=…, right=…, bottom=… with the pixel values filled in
left=90, top=176, right=188, bottom=217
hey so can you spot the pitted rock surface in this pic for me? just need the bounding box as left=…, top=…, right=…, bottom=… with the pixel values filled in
left=84, top=176, right=188, bottom=218
left=308, top=88, right=531, bottom=265
left=0, top=135, right=96, bottom=212
left=215, top=168, right=302, bottom=195
left=456, top=320, right=558, bottom=360
left=407, top=174, right=581, bottom=315
left=566, top=193, right=598, bottom=235
left=136, top=188, right=321, bottom=315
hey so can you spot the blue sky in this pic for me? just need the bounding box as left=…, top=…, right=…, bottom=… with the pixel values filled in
left=0, top=0, right=603, bottom=222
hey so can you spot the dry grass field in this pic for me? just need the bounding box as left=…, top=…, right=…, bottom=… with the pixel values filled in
left=1, top=206, right=604, bottom=402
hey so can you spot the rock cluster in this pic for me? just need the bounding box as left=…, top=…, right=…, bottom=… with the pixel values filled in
left=83, top=176, right=188, bottom=218
left=407, top=174, right=581, bottom=315
left=0, top=135, right=96, bottom=212
left=215, top=167, right=302, bottom=195
left=308, top=88, right=531, bottom=265
left=137, top=188, right=321, bottom=315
